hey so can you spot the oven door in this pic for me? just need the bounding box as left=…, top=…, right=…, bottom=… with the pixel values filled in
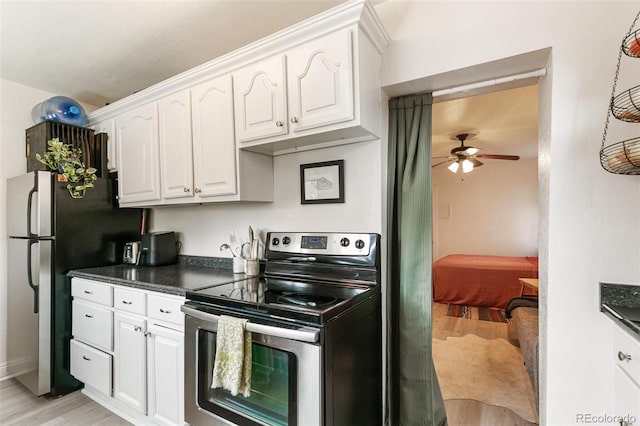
left=182, top=304, right=322, bottom=426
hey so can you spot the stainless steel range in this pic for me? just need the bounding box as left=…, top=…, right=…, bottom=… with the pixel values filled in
left=181, top=232, right=382, bottom=426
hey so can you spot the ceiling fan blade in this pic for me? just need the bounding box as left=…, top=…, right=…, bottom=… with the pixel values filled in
left=432, top=155, right=454, bottom=160
left=432, top=159, right=452, bottom=168
left=475, top=154, right=520, bottom=160
left=469, top=158, right=483, bottom=167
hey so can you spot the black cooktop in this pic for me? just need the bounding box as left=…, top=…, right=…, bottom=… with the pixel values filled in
left=186, top=276, right=377, bottom=325
left=186, top=232, right=382, bottom=325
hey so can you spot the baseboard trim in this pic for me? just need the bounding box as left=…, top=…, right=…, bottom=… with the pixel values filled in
left=82, top=386, right=187, bottom=426
left=0, top=363, right=10, bottom=381
left=82, top=387, right=146, bottom=426
left=0, top=360, right=19, bottom=382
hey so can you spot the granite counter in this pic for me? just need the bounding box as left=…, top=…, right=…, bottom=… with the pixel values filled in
left=601, top=282, right=640, bottom=342
left=68, top=256, right=246, bottom=296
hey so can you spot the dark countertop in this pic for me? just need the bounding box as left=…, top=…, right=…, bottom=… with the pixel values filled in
left=600, top=282, right=640, bottom=342
left=68, top=256, right=247, bottom=296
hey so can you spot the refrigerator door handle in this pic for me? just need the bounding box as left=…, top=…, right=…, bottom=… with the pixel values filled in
left=27, top=181, right=38, bottom=238
left=27, top=240, right=39, bottom=313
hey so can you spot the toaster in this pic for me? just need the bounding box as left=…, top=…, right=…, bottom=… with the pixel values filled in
left=123, top=241, right=141, bottom=264
left=139, top=231, right=178, bottom=266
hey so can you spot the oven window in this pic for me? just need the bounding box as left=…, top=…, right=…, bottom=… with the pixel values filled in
left=197, top=328, right=297, bottom=426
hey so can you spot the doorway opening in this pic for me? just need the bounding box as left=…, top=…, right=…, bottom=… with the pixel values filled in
left=430, top=84, right=540, bottom=425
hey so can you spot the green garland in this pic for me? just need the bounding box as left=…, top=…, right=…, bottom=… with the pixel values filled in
left=35, top=138, right=97, bottom=199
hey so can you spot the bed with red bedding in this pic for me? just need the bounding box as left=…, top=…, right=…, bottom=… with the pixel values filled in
left=432, top=254, right=539, bottom=309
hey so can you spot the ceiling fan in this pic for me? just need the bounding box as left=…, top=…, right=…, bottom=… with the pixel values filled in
left=432, top=133, right=520, bottom=174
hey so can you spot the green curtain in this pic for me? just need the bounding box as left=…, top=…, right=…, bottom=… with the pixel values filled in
left=386, top=94, right=447, bottom=426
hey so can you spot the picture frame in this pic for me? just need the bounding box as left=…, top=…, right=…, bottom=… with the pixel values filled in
left=300, top=160, right=344, bottom=204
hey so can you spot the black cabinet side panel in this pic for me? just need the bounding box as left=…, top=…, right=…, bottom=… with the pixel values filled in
left=50, top=175, right=141, bottom=396
left=324, top=295, right=382, bottom=426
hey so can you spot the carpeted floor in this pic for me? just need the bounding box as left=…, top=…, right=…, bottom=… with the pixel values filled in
left=433, top=334, right=538, bottom=424
left=446, top=304, right=511, bottom=323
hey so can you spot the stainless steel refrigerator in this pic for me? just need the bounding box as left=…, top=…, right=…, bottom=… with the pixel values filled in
left=7, top=171, right=141, bottom=396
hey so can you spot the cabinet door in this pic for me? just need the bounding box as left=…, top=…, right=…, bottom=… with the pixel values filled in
left=116, top=104, right=161, bottom=204
left=287, top=29, right=354, bottom=133
left=93, top=118, right=117, bottom=171
left=614, top=366, right=640, bottom=425
left=159, top=90, right=194, bottom=200
left=114, top=312, right=147, bottom=414
left=233, top=55, right=287, bottom=143
left=147, top=323, right=184, bottom=426
left=191, top=75, right=237, bottom=197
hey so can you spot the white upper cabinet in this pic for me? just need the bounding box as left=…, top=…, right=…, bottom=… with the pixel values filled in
left=158, top=90, right=194, bottom=200
left=191, top=75, right=237, bottom=197
left=87, top=0, right=388, bottom=204
left=287, top=29, right=353, bottom=133
left=93, top=118, right=118, bottom=171
left=233, top=56, right=288, bottom=143
left=233, top=28, right=358, bottom=153
left=116, top=103, right=161, bottom=204
left=232, top=25, right=385, bottom=155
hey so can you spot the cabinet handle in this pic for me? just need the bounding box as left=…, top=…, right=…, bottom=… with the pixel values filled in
left=184, top=187, right=190, bottom=193
left=290, top=116, right=299, bottom=123
left=82, top=355, right=91, bottom=361
left=134, top=326, right=142, bottom=332
left=84, top=314, right=94, bottom=318
left=159, top=308, right=172, bottom=314
left=194, top=188, right=201, bottom=194
left=144, top=331, right=152, bottom=337
left=122, top=300, right=132, bottom=305
left=275, top=120, right=284, bottom=127
left=617, top=351, right=632, bottom=362
left=84, top=290, right=93, bottom=294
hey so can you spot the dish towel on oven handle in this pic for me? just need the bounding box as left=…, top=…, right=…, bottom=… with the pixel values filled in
left=211, top=315, right=252, bottom=397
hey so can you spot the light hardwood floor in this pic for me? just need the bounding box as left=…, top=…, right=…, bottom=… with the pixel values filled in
left=433, top=302, right=538, bottom=426
left=0, top=379, right=130, bottom=426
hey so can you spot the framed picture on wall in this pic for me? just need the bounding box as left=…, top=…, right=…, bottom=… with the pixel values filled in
left=300, top=160, right=344, bottom=204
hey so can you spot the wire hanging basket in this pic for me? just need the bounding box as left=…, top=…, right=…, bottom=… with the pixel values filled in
left=600, top=137, right=640, bottom=174
left=610, top=84, right=640, bottom=122
left=600, top=10, right=640, bottom=175
left=622, top=29, right=640, bottom=58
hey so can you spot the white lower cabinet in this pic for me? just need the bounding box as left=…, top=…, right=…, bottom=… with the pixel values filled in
left=614, top=366, right=640, bottom=426
left=70, top=278, right=185, bottom=426
left=147, top=323, right=185, bottom=426
left=613, top=325, right=640, bottom=426
left=114, top=312, right=147, bottom=413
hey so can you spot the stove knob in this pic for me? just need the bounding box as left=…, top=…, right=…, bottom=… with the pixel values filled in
left=271, top=237, right=280, bottom=246
left=282, top=236, right=291, bottom=245
left=340, top=237, right=350, bottom=247
left=355, top=239, right=365, bottom=249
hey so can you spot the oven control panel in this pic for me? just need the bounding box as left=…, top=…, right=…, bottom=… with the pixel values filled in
left=267, top=232, right=373, bottom=256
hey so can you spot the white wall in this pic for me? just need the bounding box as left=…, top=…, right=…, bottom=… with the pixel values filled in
left=375, top=2, right=640, bottom=425
left=151, top=140, right=383, bottom=254
left=433, top=157, right=538, bottom=260
left=0, top=78, right=97, bottom=378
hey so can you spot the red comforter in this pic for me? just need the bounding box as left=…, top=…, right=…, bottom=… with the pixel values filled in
left=432, top=254, right=538, bottom=309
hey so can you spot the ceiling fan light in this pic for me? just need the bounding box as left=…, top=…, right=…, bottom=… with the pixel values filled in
left=466, top=147, right=479, bottom=155
left=462, top=159, right=474, bottom=173
left=448, top=161, right=460, bottom=173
